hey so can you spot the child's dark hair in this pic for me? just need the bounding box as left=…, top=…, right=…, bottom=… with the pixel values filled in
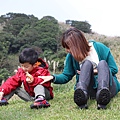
left=19, top=48, right=38, bottom=65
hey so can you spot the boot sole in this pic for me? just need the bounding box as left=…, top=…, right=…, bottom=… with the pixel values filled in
left=74, top=88, right=87, bottom=108
left=97, top=104, right=106, bottom=110
left=97, top=88, right=110, bottom=106
left=0, top=102, right=8, bottom=106
left=30, top=104, right=50, bottom=109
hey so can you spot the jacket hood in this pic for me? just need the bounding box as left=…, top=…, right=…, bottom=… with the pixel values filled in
left=37, top=58, right=48, bottom=69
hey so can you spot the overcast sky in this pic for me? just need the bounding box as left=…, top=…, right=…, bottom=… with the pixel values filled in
left=0, top=0, right=120, bottom=36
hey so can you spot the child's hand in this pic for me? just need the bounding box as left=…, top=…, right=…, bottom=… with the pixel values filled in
left=0, top=92, right=4, bottom=101
left=26, top=72, right=34, bottom=83
left=14, top=66, right=20, bottom=73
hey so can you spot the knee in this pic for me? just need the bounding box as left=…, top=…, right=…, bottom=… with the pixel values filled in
left=98, top=60, right=107, bottom=67
left=80, top=60, right=93, bottom=70
left=83, top=60, right=93, bottom=67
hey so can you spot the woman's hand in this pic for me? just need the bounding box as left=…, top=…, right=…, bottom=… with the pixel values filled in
left=26, top=72, right=34, bottom=83
left=94, top=68, right=98, bottom=75
left=76, top=70, right=80, bottom=74
left=38, top=76, right=54, bottom=84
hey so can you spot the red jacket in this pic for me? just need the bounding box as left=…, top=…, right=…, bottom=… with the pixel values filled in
left=0, top=58, right=53, bottom=98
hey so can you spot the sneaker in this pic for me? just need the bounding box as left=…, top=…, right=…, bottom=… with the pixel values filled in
left=30, top=97, right=50, bottom=109
left=0, top=98, right=9, bottom=106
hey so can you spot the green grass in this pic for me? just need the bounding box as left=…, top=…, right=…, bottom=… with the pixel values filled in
left=0, top=79, right=120, bottom=120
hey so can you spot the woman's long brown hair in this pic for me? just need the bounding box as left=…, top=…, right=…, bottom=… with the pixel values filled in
left=61, top=27, right=91, bottom=62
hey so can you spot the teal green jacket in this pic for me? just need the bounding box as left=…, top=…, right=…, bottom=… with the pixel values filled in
left=53, top=40, right=120, bottom=93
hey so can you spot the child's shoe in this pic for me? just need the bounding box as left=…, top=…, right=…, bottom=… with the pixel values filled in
left=0, top=98, right=8, bottom=106
left=30, top=97, right=50, bottom=109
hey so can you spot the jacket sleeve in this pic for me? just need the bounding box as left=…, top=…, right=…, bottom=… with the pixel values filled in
left=106, top=51, right=118, bottom=75
left=94, top=41, right=118, bottom=75
left=53, top=53, right=76, bottom=84
left=0, top=73, right=22, bottom=95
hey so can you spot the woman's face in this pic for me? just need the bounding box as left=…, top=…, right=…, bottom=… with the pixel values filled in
left=65, top=48, right=71, bottom=53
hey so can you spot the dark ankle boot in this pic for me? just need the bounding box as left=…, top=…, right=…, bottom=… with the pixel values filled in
left=74, top=82, right=88, bottom=109
left=96, top=87, right=110, bottom=109
left=74, top=60, right=94, bottom=109
left=96, top=60, right=111, bottom=110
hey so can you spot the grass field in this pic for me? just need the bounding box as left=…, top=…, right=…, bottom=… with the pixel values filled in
left=0, top=78, right=120, bottom=120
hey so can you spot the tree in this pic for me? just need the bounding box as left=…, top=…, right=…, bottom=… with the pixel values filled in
left=2, top=13, right=38, bottom=36
left=0, top=13, right=69, bottom=73
left=33, top=16, right=60, bottom=53
left=0, top=68, right=10, bottom=85
left=10, top=26, right=40, bottom=53
left=0, top=32, right=15, bottom=68
left=66, top=20, right=92, bottom=33
left=0, top=13, right=39, bottom=53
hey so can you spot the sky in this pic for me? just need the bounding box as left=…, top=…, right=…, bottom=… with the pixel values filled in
left=0, top=0, right=120, bottom=37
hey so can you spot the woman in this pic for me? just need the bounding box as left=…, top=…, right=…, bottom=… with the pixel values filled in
left=39, top=27, right=120, bottom=109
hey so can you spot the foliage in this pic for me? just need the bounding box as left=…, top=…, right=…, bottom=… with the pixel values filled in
left=0, top=68, right=10, bottom=84
left=0, top=32, right=14, bottom=69
left=0, top=13, right=38, bottom=53
left=66, top=20, right=91, bottom=33
left=2, top=12, right=38, bottom=36
left=33, top=16, right=60, bottom=52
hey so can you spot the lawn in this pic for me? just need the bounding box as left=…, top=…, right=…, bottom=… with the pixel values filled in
left=0, top=79, right=120, bottom=120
